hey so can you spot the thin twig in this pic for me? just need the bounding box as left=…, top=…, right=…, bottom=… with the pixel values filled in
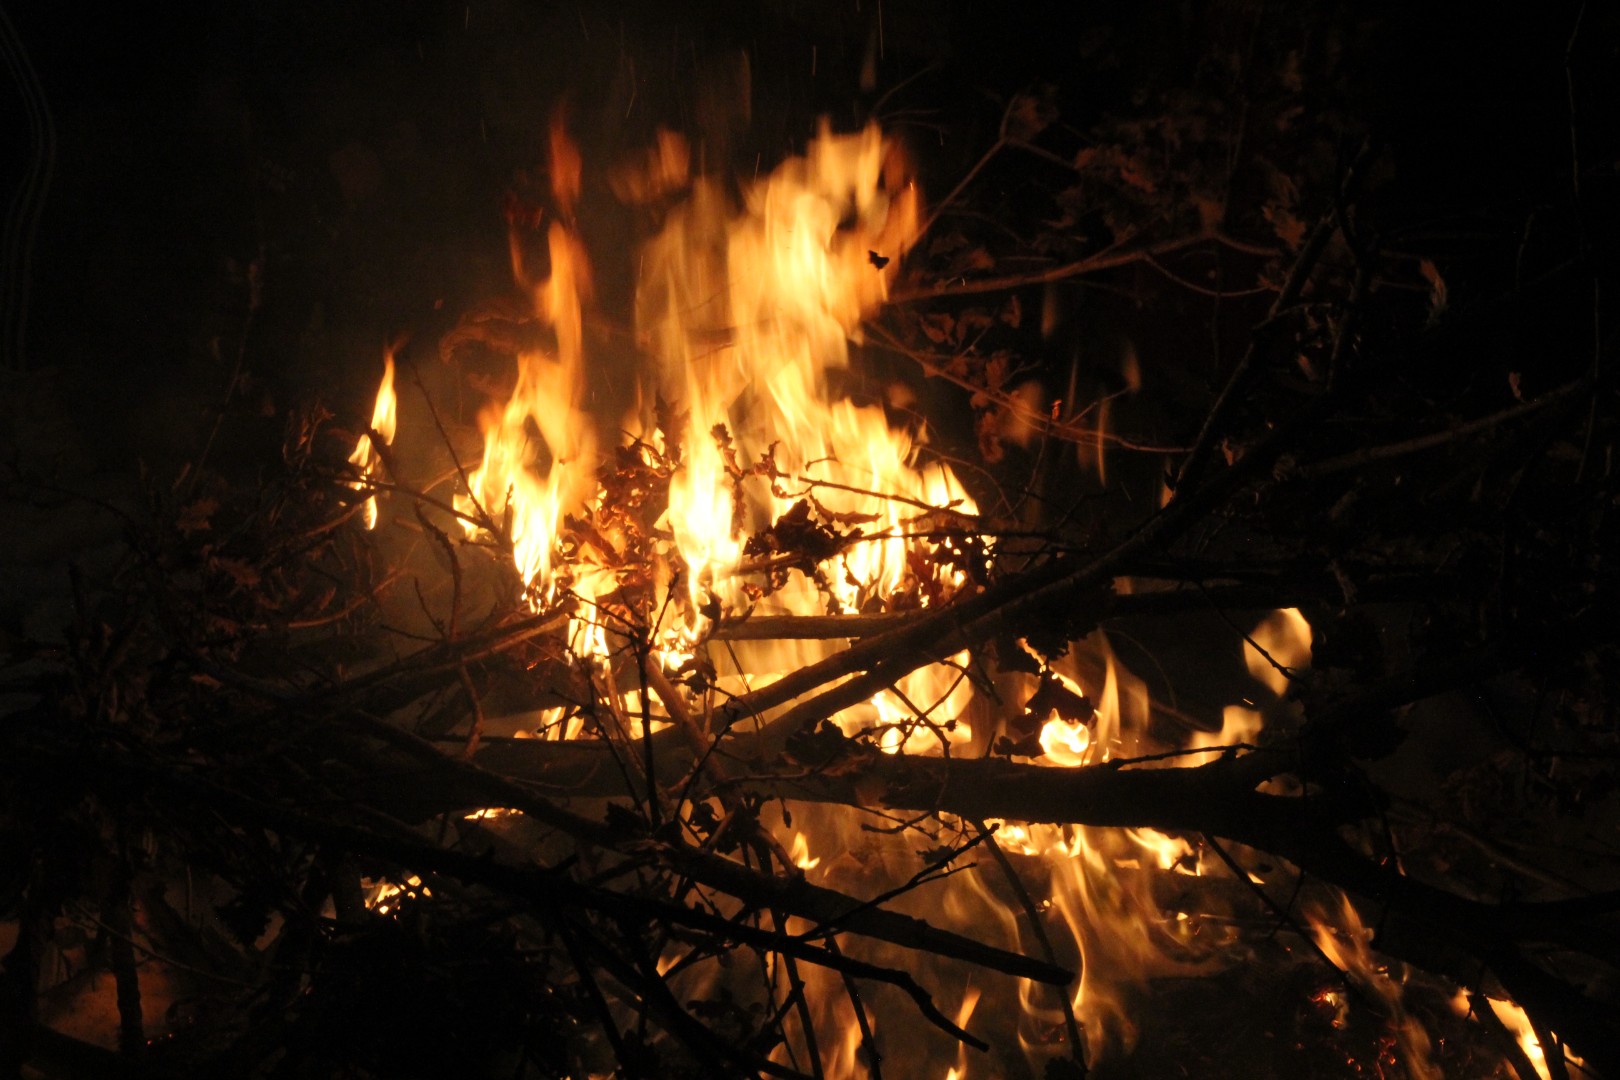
left=105, top=856, right=144, bottom=1065
left=1297, top=378, right=1587, bottom=479
left=1173, top=140, right=1375, bottom=495
left=829, top=937, right=885, bottom=1079
left=888, top=230, right=1222, bottom=305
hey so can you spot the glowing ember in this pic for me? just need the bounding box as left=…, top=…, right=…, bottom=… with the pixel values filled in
left=362, top=873, right=430, bottom=916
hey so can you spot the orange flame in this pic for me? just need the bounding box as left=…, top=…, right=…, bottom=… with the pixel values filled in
left=789, top=831, right=821, bottom=873
left=348, top=348, right=398, bottom=529
left=1306, top=893, right=1442, bottom=1080
left=1244, top=606, right=1311, bottom=697
left=458, top=122, right=597, bottom=599
left=1453, top=993, right=1586, bottom=1080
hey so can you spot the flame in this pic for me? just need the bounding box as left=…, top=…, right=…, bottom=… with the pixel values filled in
left=1031, top=666, right=1095, bottom=765
left=944, top=984, right=981, bottom=1080
left=1126, top=828, right=1195, bottom=873
left=626, top=119, right=974, bottom=741
left=1244, top=606, right=1311, bottom=697
left=457, top=120, right=598, bottom=600
left=974, top=642, right=1222, bottom=1065
left=348, top=348, right=398, bottom=529
left=1453, top=994, right=1585, bottom=1080
left=789, top=831, right=821, bottom=872
left=1305, top=893, right=1441, bottom=1080
left=609, top=127, right=691, bottom=204
left=634, top=120, right=954, bottom=625
left=1185, top=608, right=1311, bottom=759
left=548, top=110, right=582, bottom=217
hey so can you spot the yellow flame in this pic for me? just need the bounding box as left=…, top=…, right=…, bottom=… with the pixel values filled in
left=1456, top=994, right=1585, bottom=1080
left=946, top=984, right=981, bottom=1080
left=634, top=121, right=953, bottom=624
left=462, top=807, right=520, bottom=820
left=348, top=348, right=398, bottom=529
left=1244, top=607, right=1311, bottom=697
left=1127, top=828, right=1194, bottom=873
left=609, top=127, right=691, bottom=204
left=625, top=120, right=974, bottom=732
left=459, top=193, right=598, bottom=598
left=1305, top=893, right=1441, bottom=1080
left=1035, top=667, right=1095, bottom=766
left=789, top=831, right=821, bottom=872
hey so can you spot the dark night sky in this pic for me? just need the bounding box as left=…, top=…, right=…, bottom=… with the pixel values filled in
left=2, top=1, right=1607, bottom=477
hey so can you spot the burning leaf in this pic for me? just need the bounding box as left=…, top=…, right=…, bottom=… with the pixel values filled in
left=672, top=653, right=717, bottom=693
left=867, top=249, right=890, bottom=269
left=784, top=720, right=857, bottom=769
left=743, top=500, right=844, bottom=566
left=955, top=247, right=996, bottom=273
left=603, top=802, right=650, bottom=838
left=995, top=731, right=1046, bottom=758
left=1024, top=673, right=1095, bottom=726
left=1075, top=145, right=1159, bottom=195
left=984, top=350, right=1011, bottom=391
left=992, top=636, right=1043, bottom=675
left=805, top=492, right=880, bottom=528
left=1194, top=191, right=1226, bottom=230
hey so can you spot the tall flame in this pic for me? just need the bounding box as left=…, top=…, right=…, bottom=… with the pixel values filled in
left=634, top=121, right=957, bottom=626
left=457, top=121, right=597, bottom=598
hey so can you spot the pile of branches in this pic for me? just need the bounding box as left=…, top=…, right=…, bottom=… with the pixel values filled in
left=5, top=26, right=1620, bottom=1080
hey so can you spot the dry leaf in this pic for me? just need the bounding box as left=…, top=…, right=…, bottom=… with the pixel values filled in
left=1419, top=258, right=1448, bottom=323
left=176, top=498, right=218, bottom=536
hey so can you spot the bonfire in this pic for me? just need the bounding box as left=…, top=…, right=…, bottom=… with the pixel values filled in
left=2, top=11, right=1614, bottom=1080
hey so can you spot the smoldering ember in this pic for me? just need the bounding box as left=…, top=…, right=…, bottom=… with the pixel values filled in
left=2, top=3, right=1617, bottom=1078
